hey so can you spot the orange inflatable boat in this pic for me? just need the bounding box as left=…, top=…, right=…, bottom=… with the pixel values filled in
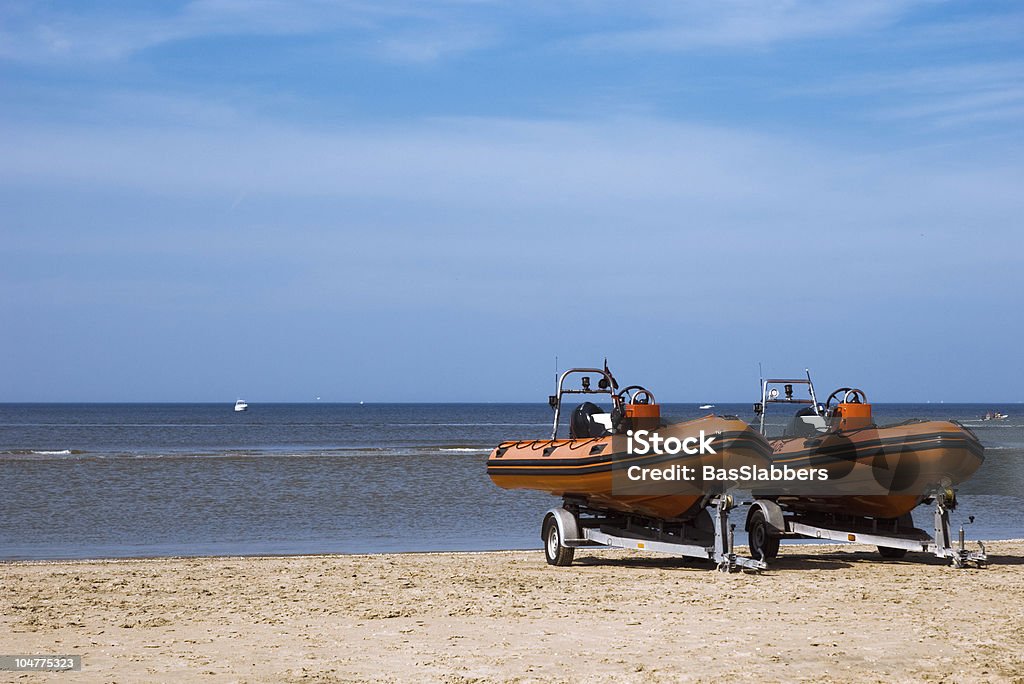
left=487, top=363, right=771, bottom=521
left=744, top=373, right=986, bottom=566
left=751, top=380, right=984, bottom=519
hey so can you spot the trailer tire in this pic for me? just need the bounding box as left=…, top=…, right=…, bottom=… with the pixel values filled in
left=748, top=509, right=780, bottom=562
left=543, top=516, right=575, bottom=567
left=878, top=546, right=907, bottom=559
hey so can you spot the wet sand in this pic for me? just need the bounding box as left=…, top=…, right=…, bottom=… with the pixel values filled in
left=3, top=541, right=1023, bottom=683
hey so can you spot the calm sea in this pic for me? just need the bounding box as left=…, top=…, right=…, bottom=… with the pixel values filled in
left=1, top=403, right=1021, bottom=560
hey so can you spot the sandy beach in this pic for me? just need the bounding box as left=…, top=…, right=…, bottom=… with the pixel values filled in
left=3, top=541, right=1023, bottom=683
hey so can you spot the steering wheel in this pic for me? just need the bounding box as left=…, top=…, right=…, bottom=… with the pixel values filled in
left=825, top=387, right=867, bottom=411
left=618, top=385, right=655, bottom=405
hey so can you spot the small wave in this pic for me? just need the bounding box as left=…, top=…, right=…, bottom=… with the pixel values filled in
left=1, top=449, right=87, bottom=456
left=389, top=423, right=549, bottom=427
left=0, top=447, right=487, bottom=461
left=0, top=449, right=89, bottom=461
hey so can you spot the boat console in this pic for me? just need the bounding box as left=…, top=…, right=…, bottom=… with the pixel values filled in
left=549, top=362, right=660, bottom=439
left=753, top=372, right=873, bottom=437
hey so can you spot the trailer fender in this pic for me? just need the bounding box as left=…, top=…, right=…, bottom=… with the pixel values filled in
left=542, top=507, right=580, bottom=544
left=745, top=500, right=785, bottom=534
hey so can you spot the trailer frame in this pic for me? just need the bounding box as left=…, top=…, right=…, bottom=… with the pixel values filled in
left=744, top=489, right=987, bottom=568
left=542, top=495, right=766, bottom=572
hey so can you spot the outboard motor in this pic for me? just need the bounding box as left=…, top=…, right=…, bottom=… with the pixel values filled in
left=570, top=402, right=610, bottom=439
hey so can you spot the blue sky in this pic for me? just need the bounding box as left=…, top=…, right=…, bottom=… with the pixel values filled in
left=2, top=1, right=1022, bottom=402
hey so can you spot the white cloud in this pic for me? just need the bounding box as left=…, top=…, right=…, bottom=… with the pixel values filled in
left=804, top=61, right=1024, bottom=96
left=875, top=92, right=1024, bottom=128
left=795, top=60, right=1024, bottom=129
left=893, top=9, right=1024, bottom=48
left=568, top=0, right=919, bottom=52
left=0, top=0, right=496, bottom=63
left=0, top=115, right=795, bottom=204
left=0, top=0, right=929, bottom=64
left=374, top=24, right=500, bottom=63
left=2, top=111, right=1020, bottom=233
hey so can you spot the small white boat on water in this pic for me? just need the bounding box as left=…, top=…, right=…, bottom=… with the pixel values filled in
left=983, top=411, right=1008, bottom=421
left=699, top=404, right=715, bottom=409
left=234, top=399, right=249, bottom=412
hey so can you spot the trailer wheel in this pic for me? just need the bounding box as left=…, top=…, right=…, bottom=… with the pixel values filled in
left=542, top=516, right=575, bottom=567
left=748, top=509, right=780, bottom=562
left=878, top=546, right=907, bottom=559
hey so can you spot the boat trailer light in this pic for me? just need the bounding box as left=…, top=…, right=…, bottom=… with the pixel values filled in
left=943, top=487, right=957, bottom=507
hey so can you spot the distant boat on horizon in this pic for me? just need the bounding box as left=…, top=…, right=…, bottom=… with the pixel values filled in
left=699, top=404, right=715, bottom=410
left=234, top=399, right=249, bottom=412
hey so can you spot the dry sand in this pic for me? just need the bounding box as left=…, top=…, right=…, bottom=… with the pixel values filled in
left=3, top=541, right=1023, bottom=683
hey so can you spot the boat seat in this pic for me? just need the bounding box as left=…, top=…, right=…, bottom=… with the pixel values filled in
left=784, top=408, right=828, bottom=438
left=801, top=415, right=828, bottom=432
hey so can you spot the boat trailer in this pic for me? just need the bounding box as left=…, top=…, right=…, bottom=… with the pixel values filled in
left=745, top=489, right=988, bottom=568
left=543, top=495, right=766, bottom=572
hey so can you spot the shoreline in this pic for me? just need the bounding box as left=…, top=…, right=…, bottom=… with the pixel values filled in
left=4, top=541, right=1023, bottom=682
left=3, top=537, right=1022, bottom=566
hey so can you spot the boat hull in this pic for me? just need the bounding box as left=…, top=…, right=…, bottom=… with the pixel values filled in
left=756, top=420, right=984, bottom=519
left=487, top=416, right=770, bottom=520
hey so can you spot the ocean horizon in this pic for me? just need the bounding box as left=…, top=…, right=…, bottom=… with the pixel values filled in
left=2, top=402, right=1021, bottom=560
